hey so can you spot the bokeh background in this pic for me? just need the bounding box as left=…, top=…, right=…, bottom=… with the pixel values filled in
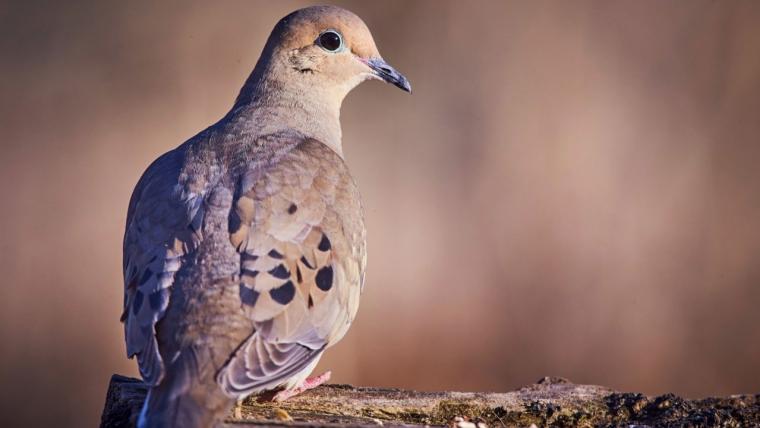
left=2, top=0, right=760, bottom=426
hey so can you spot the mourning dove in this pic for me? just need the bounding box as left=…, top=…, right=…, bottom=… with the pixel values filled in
left=121, top=5, right=410, bottom=428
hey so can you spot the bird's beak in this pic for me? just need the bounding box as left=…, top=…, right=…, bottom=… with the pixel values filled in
left=364, top=58, right=412, bottom=93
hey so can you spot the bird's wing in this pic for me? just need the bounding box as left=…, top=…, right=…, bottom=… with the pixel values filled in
left=218, top=138, right=366, bottom=396
left=122, top=147, right=204, bottom=386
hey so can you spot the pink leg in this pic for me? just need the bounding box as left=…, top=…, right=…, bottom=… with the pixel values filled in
left=272, top=371, right=332, bottom=402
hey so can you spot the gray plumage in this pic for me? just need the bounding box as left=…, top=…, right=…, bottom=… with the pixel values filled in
left=121, top=5, right=409, bottom=427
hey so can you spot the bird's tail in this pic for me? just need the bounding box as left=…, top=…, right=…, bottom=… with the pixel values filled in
left=138, top=387, right=214, bottom=428
left=137, top=347, right=233, bottom=428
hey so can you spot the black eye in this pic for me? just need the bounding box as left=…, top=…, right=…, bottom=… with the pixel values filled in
left=318, top=30, right=342, bottom=52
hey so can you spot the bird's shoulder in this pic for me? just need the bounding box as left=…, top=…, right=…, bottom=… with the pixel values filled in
left=228, top=133, right=364, bottom=244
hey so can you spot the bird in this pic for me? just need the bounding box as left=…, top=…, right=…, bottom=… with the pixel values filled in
left=120, top=5, right=410, bottom=428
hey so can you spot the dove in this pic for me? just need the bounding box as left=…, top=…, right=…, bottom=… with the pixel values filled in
left=120, top=5, right=410, bottom=428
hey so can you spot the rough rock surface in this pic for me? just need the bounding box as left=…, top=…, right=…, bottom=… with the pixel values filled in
left=100, top=374, right=760, bottom=427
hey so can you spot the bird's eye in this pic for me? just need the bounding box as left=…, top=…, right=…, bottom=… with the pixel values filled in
left=317, top=30, right=343, bottom=52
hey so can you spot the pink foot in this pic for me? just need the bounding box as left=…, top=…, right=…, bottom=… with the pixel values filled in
left=272, top=371, right=332, bottom=402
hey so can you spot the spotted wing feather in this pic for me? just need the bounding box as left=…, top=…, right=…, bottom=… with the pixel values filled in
left=218, top=138, right=366, bottom=396
left=122, top=148, right=204, bottom=385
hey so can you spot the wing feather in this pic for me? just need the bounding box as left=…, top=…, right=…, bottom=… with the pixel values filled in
left=217, top=138, right=365, bottom=396
left=122, top=148, right=204, bottom=385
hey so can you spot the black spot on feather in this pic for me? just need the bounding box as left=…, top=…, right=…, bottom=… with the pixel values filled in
left=316, top=266, right=333, bottom=291
left=268, top=249, right=283, bottom=259
left=270, top=280, right=296, bottom=304
left=240, top=284, right=260, bottom=306
left=241, top=269, right=258, bottom=278
left=308, top=294, right=314, bottom=308
left=288, top=203, right=297, bottom=214
left=138, top=269, right=152, bottom=286
left=300, top=256, right=314, bottom=269
left=132, top=291, right=144, bottom=315
left=268, top=264, right=290, bottom=279
left=148, top=291, right=164, bottom=311
left=228, top=210, right=243, bottom=233
left=296, top=265, right=303, bottom=283
left=318, top=234, right=331, bottom=251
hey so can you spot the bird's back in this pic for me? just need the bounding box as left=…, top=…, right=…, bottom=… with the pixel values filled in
left=123, top=126, right=366, bottom=426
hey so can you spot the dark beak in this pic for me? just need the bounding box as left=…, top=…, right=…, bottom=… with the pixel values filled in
left=366, top=58, right=412, bottom=93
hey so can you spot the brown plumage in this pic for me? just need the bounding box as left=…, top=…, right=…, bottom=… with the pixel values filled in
left=121, top=5, right=410, bottom=428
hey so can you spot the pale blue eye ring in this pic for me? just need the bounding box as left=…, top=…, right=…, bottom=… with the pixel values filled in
left=317, top=30, right=343, bottom=52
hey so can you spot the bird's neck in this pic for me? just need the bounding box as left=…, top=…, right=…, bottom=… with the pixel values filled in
left=229, top=67, right=345, bottom=157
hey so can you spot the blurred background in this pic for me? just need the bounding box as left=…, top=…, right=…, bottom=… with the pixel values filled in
left=2, top=0, right=760, bottom=426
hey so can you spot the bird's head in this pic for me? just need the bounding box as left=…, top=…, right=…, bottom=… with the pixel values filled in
left=239, top=5, right=411, bottom=107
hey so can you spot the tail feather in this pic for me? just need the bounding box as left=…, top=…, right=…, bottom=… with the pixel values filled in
left=138, top=347, right=234, bottom=428
left=138, top=388, right=215, bottom=428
